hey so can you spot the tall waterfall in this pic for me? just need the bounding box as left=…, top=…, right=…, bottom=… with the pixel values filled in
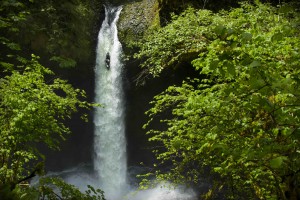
left=93, top=6, right=127, bottom=199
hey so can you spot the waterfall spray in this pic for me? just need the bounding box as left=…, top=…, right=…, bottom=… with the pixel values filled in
left=93, top=6, right=127, bottom=199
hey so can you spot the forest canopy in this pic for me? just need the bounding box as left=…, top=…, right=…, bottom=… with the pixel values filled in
left=0, top=0, right=104, bottom=199
left=137, top=1, right=300, bottom=199
left=0, top=0, right=95, bottom=69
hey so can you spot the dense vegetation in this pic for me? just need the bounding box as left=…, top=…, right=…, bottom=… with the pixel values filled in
left=136, top=1, right=300, bottom=199
left=2, top=0, right=300, bottom=199
left=0, top=0, right=104, bottom=199
left=0, top=0, right=96, bottom=69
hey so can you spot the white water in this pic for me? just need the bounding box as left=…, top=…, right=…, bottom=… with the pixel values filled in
left=93, top=6, right=127, bottom=199
left=92, top=5, right=196, bottom=200
left=42, top=5, right=197, bottom=200
left=128, top=183, right=197, bottom=200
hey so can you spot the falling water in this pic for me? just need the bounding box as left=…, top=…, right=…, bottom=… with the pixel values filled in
left=89, top=5, right=198, bottom=200
left=93, top=6, right=127, bottom=199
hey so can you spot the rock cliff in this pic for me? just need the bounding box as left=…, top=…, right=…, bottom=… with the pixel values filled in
left=118, top=0, right=160, bottom=49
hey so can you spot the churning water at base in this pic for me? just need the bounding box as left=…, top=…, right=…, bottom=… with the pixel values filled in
left=93, top=6, right=127, bottom=199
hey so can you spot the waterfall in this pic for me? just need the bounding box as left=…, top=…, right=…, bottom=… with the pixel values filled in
left=93, top=6, right=127, bottom=199
left=89, top=5, right=197, bottom=200
left=42, top=4, right=197, bottom=200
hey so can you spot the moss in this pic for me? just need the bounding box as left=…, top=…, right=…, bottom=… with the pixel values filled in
left=118, top=0, right=160, bottom=49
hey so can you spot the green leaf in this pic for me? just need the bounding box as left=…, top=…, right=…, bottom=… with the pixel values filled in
left=269, top=156, right=288, bottom=169
left=7, top=42, right=21, bottom=50
left=50, top=56, right=77, bottom=68
left=214, top=25, right=226, bottom=36
left=0, top=62, right=14, bottom=70
left=241, top=56, right=252, bottom=65
left=241, top=32, right=252, bottom=42
left=209, top=60, right=219, bottom=70
left=249, top=60, right=261, bottom=68
left=226, top=62, right=236, bottom=77
left=279, top=5, right=293, bottom=14
left=272, top=33, right=283, bottom=42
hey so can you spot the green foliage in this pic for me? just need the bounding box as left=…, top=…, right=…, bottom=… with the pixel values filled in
left=0, top=177, right=105, bottom=200
left=0, top=55, right=94, bottom=191
left=141, top=1, right=300, bottom=199
left=26, top=0, right=94, bottom=65
left=50, top=56, right=77, bottom=69
left=134, top=7, right=213, bottom=78
left=34, top=177, right=105, bottom=200
left=0, top=0, right=28, bottom=71
left=0, top=0, right=100, bottom=198
left=0, top=0, right=95, bottom=69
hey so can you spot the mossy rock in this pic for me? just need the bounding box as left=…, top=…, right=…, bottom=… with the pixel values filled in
left=118, top=0, right=160, bottom=48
